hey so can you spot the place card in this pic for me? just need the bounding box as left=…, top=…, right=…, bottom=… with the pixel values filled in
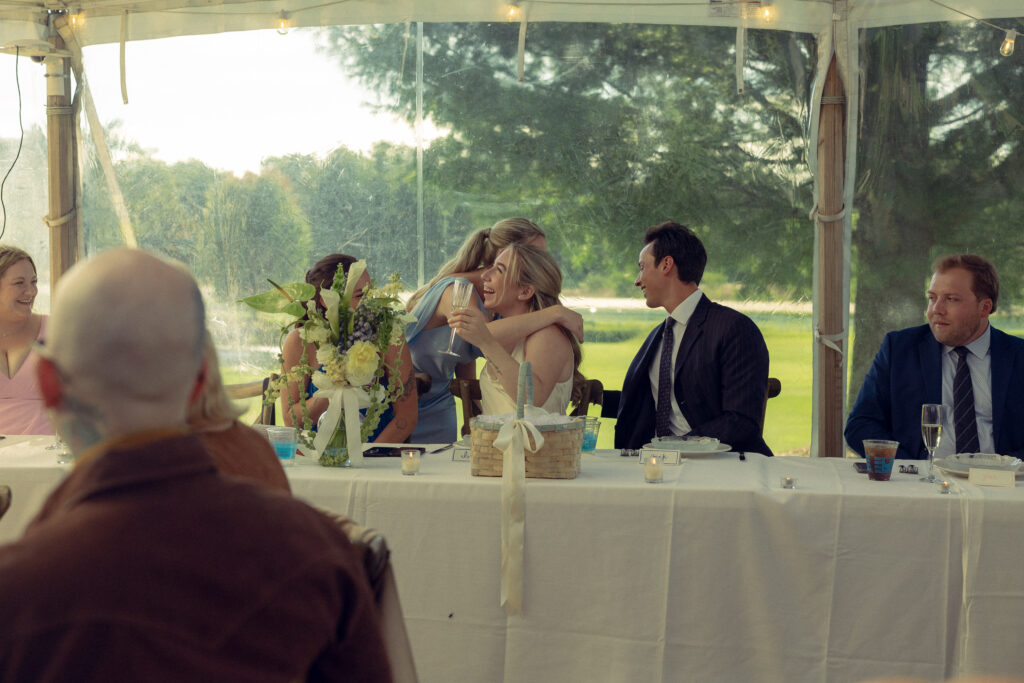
left=968, top=468, right=1016, bottom=487
left=639, top=448, right=681, bottom=465
left=451, top=446, right=471, bottom=462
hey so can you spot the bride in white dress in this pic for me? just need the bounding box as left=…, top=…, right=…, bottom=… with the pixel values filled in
left=448, top=243, right=581, bottom=415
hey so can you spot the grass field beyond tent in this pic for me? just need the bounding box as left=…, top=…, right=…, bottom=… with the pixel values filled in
left=223, top=308, right=1024, bottom=456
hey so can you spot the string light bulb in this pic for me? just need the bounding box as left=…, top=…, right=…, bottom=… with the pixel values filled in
left=69, top=10, right=84, bottom=28
left=755, top=0, right=775, bottom=23
left=507, top=4, right=522, bottom=21
left=276, top=10, right=291, bottom=35
left=1000, top=29, right=1016, bottom=57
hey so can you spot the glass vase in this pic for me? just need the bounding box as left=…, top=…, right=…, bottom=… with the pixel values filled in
left=317, top=422, right=350, bottom=468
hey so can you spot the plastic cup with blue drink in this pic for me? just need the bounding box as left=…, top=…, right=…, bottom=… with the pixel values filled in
left=581, top=417, right=600, bottom=452
left=266, top=426, right=298, bottom=466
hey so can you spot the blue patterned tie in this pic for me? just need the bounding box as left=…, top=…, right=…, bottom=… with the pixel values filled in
left=655, top=318, right=675, bottom=437
left=953, top=346, right=980, bottom=454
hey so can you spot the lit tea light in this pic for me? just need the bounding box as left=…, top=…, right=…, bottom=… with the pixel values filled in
left=781, top=476, right=796, bottom=489
left=937, top=480, right=951, bottom=494
left=644, top=454, right=664, bottom=484
left=401, top=449, right=421, bottom=476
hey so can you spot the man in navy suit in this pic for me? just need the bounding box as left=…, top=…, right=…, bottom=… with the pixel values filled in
left=845, top=254, right=1024, bottom=460
left=615, top=222, right=773, bottom=455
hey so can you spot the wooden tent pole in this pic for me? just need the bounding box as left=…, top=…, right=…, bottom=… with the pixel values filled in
left=816, top=55, right=847, bottom=457
left=44, top=32, right=79, bottom=290
left=55, top=17, right=138, bottom=250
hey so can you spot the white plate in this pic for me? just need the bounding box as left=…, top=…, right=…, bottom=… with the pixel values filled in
left=643, top=442, right=731, bottom=456
left=933, top=456, right=1024, bottom=479
left=649, top=436, right=721, bottom=451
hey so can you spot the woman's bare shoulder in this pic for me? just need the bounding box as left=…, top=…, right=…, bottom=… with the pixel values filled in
left=524, top=324, right=571, bottom=355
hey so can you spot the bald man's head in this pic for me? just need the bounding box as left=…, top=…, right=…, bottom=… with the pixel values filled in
left=42, top=249, right=205, bottom=440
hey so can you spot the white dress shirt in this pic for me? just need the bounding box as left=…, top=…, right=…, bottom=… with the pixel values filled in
left=648, top=290, right=703, bottom=437
left=935, top=324, right=993, bottom=457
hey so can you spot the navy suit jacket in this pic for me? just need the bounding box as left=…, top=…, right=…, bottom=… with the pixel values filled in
left=614, top=295, right=773, bottom=455
left=845, top=324, right=1024, bottom=460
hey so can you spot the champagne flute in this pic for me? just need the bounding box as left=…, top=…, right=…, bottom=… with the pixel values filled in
left=440, top=280, right=474, bottom=357
left=920, top=403, right=945, bottom=482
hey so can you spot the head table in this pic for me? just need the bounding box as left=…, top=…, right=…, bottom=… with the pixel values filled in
left=1, top=434, right=1022, bottom=683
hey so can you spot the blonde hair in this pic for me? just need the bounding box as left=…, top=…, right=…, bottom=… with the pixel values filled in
left=0, top=245, right=35, bottom=281
left=501, top=244, right=584, bottom=397
left=406, top=218, right=544, bottom=312
left=188, top=330, right=244, bottom=431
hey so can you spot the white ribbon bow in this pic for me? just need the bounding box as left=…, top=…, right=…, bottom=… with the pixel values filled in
left=494, top=417, right=544, bottom=615
left=311, top=371, right=369, bottom=467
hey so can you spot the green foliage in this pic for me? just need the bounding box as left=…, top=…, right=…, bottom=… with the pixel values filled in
left=319, top=22, right=816, bottom=295
left=198, top=172, right=312, bottom=300
left=850, top=20, right=1024, bottom=405
left=263, top=145, right=474, bottom=288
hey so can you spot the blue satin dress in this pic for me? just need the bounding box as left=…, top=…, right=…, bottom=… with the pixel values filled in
left=405, top=276, right=484, bottom=443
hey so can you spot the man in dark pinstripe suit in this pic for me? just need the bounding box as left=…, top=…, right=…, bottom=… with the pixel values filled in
left=614, top=222, right=773, bottom=456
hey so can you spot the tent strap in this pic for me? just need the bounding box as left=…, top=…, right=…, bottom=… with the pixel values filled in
left=120, top=11, right=129, bottom=104
left=43, top=208, right=76, bottom=228
left=815, top=329, right=846, bottom=357
left=810, top=204, right=846, bottom=223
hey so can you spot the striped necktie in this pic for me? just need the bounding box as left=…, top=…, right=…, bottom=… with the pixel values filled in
left=953, top=346, right=980, bottom=454
left=655, top=318, right=675, bottom=437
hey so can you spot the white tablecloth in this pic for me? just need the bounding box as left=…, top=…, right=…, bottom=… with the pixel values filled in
left=2, top=436, right=1023, bottom=682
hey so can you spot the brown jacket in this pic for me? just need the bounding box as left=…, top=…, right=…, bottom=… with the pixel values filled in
left=0, top=432, right=392, bottom=683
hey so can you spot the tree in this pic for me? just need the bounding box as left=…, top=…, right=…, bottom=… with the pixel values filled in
left=198, top=170, right=312, bottom=301
left=264, top=144, right=474, bottom=287
left=850, top=22, right=1024, bottom=405
left=320, top=22, right=817, bottom=296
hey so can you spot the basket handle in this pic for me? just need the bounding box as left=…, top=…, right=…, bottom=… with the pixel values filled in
left=516, top=362, right=534, bottom=419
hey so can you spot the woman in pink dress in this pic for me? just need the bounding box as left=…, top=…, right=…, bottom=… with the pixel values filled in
left=0, top=246, right=52, bottom=435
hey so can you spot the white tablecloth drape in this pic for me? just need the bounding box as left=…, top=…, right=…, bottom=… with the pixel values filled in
left=2, top=436, right=1023, bottom=683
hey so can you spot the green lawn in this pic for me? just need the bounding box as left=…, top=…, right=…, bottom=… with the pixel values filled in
left=223, top=309, right=816, bottom=454
left=223, top=312, right=1024, bottom=455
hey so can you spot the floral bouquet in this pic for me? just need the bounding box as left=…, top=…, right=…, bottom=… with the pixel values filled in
left=240, top=260, right=415, bottom=466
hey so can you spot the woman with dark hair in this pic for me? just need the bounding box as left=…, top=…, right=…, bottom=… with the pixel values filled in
left=404, top=219, right=583, bottom=442
left=281, top=253, right=417, bottom=443
left=0, top=245, right=52, bottom=434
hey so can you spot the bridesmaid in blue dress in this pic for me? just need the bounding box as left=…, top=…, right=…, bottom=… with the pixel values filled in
left=404, top=219, right=583, bottom=443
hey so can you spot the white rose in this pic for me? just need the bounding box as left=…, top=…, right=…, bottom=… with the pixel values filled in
left=346, top=340, right=380, bottom=386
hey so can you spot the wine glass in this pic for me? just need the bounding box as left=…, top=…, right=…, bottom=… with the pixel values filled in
left=920, top=403, right=945, bottom=482
left=440, top=280, right=473, bottom=357
left=47, top=435, right=72, bottom=464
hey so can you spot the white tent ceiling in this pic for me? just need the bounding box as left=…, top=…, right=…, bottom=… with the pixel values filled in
left=0, top=0, right=1021, bottom=51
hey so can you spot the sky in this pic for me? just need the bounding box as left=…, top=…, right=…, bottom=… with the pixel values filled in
left=0, top=28, right=442, bottom=176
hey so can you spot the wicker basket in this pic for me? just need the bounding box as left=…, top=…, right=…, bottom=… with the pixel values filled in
left=469, top=363, right=584, bottom=479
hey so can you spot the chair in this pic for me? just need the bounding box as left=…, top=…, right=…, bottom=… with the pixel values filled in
left=0, top=485, right=10, bottom=522
left=414, top=372, right=432, bottom=398
left=225, top=374, right=278, bottom=425
left=448, top=378, right=482, bottom=437
left=449, top=376, right=603, bottom=435
left=760, top=377, right=782, bottom=432
left=569, top=378, right=604, bottom=417
left=599, top=378, right=782, bottom=432
left=319, top=511, right=419, bottom=683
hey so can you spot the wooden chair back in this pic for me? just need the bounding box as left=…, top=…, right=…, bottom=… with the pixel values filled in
left=569, top=378, right=604, bottom=417
left=225, top=374, right=279, bottom=425
left=760, top=377, right=782, bottom=432
left=448, top=375, right=603, bottom=433
left=448, top=378, right=482, bottom=437
left=318, top=511, right=419, bottom=683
